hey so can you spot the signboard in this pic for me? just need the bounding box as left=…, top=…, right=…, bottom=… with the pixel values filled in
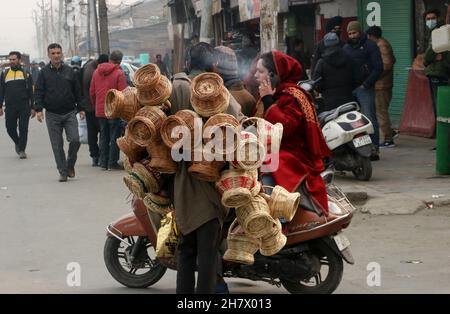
left=239, top=0, right=261, bottom=22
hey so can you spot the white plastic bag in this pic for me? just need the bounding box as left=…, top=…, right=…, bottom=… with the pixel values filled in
left=77, top=113, right=88, bottom=144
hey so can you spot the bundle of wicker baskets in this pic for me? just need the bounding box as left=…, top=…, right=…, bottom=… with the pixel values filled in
left=215, top=168, right=258, bottom=208
left=161, top=109, right=203, bottom=150
left=133, top=64, right=172, bottom=106
left=223, top=219, right=261, bottom=265
left=203, top=113, right=240, bottom=156
left=127, top=106, right=167, bottom=147
left=188, top=149, right=226, bottom=182
left=105, top=88, right=141, bottom=121
left=191, top=73, right=230, bottom=117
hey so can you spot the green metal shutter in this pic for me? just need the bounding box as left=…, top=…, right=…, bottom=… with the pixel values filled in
left=358, top=0, right=413, bottom=127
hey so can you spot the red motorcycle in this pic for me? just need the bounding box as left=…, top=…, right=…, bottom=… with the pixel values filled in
left=104, top=179, right=354, bottom=294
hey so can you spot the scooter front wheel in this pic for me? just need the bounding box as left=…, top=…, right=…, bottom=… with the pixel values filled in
left=104, top=236, right=167, bottom=288
left=352, top=155, right=372, bottom=181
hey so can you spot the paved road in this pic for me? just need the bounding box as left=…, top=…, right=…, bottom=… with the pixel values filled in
left=1, top=120, right=449, bottom=293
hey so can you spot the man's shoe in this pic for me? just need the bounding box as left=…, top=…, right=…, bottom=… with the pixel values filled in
left=15, top=144, right=20, bottom=155
left=215, top=282, right=229, bottom=294
left=392, top=130, right=399, bottom=139
left=92, top=157, right=99, bottom=167
left=379, top=140, right=395, bottom=148
left=18, top=151, right=27, bottom=159
left=370, top=153, right=380, bottom=161
left=108, top=163, right=124, bottom=171
left=59, top=175, right=68, bottom=182
left=68, top=167, right=75, bottom=178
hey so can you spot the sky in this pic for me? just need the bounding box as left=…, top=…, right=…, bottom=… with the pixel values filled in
left=0, top=0, right=141, bottom=60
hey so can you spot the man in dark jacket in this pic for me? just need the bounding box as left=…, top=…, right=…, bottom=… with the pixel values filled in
left=0, top=51, right=35, bottom=159
left=343, top=21, right=383, bottom=160
left=313, top=33, right=356, bottom=112
left=35, top=43, right=86, bottom=182
left=82, top=54, right=109, bottom=167
left=311, top=16, right=344, bottom=77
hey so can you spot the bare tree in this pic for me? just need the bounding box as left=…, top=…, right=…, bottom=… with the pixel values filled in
left=98, top=0, right=110, bottom=54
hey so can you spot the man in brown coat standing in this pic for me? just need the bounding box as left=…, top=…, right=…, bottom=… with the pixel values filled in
left=213, top=46, right=256, bottom=117
left=169, top=42, right=243, bottom=294
left=367, top=26, right=397, bottom=148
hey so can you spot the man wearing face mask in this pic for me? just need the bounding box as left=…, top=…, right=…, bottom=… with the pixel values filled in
left=423, top=9, right=450, bottom=117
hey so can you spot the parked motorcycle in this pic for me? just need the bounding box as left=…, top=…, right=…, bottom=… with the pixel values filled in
left=299, top=80, right=375, bottom=181
left=104, top=181, right=355, bottom=294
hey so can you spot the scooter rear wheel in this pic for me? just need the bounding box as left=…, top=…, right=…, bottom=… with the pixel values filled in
left=352, top=155, right=372, bottom=181
left=104, top=236, right=167, bottom=288
left=281, top=242, right=343, bottom=294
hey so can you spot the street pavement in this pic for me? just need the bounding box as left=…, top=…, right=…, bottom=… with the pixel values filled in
left=0, top=119, right=449, bottom=294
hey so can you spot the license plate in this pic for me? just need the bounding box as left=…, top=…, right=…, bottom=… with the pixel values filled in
left=334, top=233, right=351, bottom=251
left=353, top=135, right=372, bottom=148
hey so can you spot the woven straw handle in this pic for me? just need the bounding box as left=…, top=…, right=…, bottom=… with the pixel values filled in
left=228, top=219, right=239, bottom=237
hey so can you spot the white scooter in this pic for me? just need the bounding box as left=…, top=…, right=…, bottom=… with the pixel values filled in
left=300, top=80, right=375, bottom=181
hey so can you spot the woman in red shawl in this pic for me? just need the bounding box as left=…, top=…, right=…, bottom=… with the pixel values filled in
left=255, top=51, right=331, bottom=216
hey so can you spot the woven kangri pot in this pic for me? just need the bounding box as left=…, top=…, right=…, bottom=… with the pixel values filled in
left=188, top=150, right=225, bottom=182
left=260, top=219, right=287, bottom=256
left=127, top=106, right=167, bottom=147
left=215, top=168, right=257, bottom=208
left=143, top=193, right=173, bottom=215
left=191, top=73, right=230, bottom=117
left=122, top=156, right=133, bottom=174
left=116, top=131, right=147, bottom=162
left=120, top=87, right=141, bottom=121
left=137, top=75, right=172, bottom=106
left=233, top=131, right=266, bottom=170
left=104, top=89, right=124, bottom=119
left=223, top=219, right=261, bottom=265
left=133, top=63, right=161, bottom=91
left=161, top=109, right=202, bottom=150
left=236, top=194, right=274, bottom=239
left=263, top=185, right=301, bottom=222
left=203, top=113, right=240, bottom=156
left=123, top=174, right=146, bottom=199
left=131, top=160, right=161, bottom=193
left=146, top=140, right=178, bottom=174
left=242, top=117, right=284, bottom=154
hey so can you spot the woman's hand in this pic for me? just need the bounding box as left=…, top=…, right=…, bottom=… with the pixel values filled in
left=258, top=75, right=276, bottom=98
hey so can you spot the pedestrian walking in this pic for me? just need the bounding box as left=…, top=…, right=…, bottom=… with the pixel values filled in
left=156, top=54, right=170, bottom=78
left=0, top=51, right=35, bottom=159
left=367, top=26, right=397, bottom=148
left=90, top=50, right=127, bottom=171
left=34, top=43, right=86, bottom=182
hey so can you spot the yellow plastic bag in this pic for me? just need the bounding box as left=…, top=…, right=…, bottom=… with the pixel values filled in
left=156, top=212, right=179, bottom=259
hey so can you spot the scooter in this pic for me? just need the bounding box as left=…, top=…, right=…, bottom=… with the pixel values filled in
left=299, top=80, right=375, bottom=181
left=104, top=180, right=355, bottom=294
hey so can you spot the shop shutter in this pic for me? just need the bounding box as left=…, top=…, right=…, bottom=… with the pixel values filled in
left=358, top=0, right=413, bottom=127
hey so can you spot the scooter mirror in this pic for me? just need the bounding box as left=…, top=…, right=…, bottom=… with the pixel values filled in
left=300, top=83, right=313, bottom=91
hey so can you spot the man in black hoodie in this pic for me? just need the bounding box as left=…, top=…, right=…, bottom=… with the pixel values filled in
left=313, top=32, right=357, bottom=112
left=35, top=43, right=86, bottom=182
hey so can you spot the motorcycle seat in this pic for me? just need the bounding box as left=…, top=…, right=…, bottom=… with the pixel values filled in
left=318, top=102, right=359, bottom=127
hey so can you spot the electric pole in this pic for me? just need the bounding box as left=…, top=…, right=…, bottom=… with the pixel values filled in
left=98, top=0, right=109, bottom=54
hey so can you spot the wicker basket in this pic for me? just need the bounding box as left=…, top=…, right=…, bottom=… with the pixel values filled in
left=130, top=160, right=161, bottom=193
left=223, top=219, right=261, bottom=265
left=260, top=219, right=287, bottom=256
left=146, top=140, right=178, bottom=174
left=242, top=117, right=284, bottom=154
left=216, top=168, right=257, bottom=208
left=133, top=63, right=161, bottom=91
left=191, top=73, right=230, bottom=117
left=143, top=193, right=173, bottom=215
left=120, top=87, right=141, bottom=121
left=104, top=89, right=124, bottom=119
left=127, top=107, right=167, bottom=147
left=122, top=156, right=133, bottom=174
left=161, top=110, right=202, bottom=150
left=116, top=131, right=147, bottom=162
left=236, top=194, right=274, bottom=239
left=203, top=113, right=240, bottom=156
left=137, top=75, right=172, bottom=106
left=188, top=149, right=225, bottom=182
left=233, top=131, right=266, bottom=170
left=263, top=185, right=301, bottom=222
left=123, top=174, right=146, bottom=199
